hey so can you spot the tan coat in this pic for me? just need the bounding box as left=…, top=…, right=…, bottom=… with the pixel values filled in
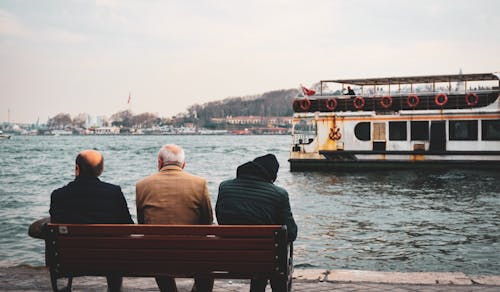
left=136, top=165, right=213, bottom=225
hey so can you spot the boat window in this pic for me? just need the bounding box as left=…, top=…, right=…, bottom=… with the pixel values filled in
left=449, top=120, right=478, bottom=141
left=293, top=118, right=317, bottom=144
left=389, top=121, right=407, bottom=141
left=482, top=119, right=500, bottom=141
left=410, top=121, right=429, bottom=141
left=354, top=122, right=371, bottom=141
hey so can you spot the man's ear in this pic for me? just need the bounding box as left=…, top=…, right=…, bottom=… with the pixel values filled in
left=157, top=158, right=163, bottom=170
left=75, top=164, right=80, bottom=177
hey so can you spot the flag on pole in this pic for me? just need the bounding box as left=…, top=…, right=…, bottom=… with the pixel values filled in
left=127, top=92, right=131, bottom=104
left=301, top=84, right=316, bottom=96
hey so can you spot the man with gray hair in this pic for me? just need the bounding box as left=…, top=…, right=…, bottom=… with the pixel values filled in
left=136, top=144, right=214, bottom=292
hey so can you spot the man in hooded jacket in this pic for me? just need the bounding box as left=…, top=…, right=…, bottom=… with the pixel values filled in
left=216, top=154, right=297, bottom=292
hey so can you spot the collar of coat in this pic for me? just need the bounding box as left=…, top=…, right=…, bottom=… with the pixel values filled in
left=159, top=164, right=183, bottom=172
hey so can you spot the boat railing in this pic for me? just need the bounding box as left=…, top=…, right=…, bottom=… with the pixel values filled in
left=305, top=88, right=498, bottom=98
left=316, top=89, right=499, bottom=100
left=293, top=89, right=499, bottom=112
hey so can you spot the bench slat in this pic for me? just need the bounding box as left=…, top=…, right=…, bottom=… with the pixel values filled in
left=57, top=237, right=275, bottom=250
left=57, top=261, right=278, bottom=276
left=48, top=224, right=283, bottom=237
left=59, top=249, right=276, bottom=262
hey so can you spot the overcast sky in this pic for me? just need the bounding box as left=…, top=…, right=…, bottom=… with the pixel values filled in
left=1, top=0, right=499, bottom=123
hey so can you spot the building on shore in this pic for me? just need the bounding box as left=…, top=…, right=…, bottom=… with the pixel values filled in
left=211, top=116, right=291, bottom=127
left=94, top=126, right=120, bottom=135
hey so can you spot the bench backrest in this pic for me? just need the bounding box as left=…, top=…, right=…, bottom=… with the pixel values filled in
left=44, top=224, right=290, bottom=279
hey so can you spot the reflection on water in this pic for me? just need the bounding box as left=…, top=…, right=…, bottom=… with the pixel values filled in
left=0, top=136, right=499, bottom=275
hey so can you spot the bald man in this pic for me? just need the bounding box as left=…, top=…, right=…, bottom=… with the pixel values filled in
left=136, top=144, right=214, bottom=292
left=49, top=150, right=133, bottom=292
left=49, top=150, right=133, bottom=224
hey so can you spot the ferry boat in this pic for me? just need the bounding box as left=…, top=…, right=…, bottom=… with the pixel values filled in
left=289, top=72, right=500, bottom=171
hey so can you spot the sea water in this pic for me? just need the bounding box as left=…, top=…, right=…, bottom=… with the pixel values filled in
left=0, top=135, right=499, bottom=274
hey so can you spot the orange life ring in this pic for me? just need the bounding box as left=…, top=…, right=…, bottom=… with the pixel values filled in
left=299, top=98, right=311, bottom=111
left=435, top=93, right=448, bottom=107
left=380, top=96, right=393, bottom=109
left=353, top=96, right=365, bottom=110
left=329, top=127, right=342, bottom=140
left=465, top=92, right=479, bottom=107
left=325, top=98, right=338, bottom=111
left=407, top=94, right=419, bottom=108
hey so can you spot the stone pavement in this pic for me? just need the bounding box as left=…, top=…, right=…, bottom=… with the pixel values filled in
left=1, top=265, right=500, bottom=291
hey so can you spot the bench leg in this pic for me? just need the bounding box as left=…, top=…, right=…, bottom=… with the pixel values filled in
left=49, top=270, right=73, bottom=292
left=66, top=277, right=73, bottom=291
left=269, top=254, right=293, bottom=292
left=270, top=277, right=289, bottom=292
left=250, top=278, right=268, bottom=292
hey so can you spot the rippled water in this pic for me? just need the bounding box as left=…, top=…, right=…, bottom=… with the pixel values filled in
left=1, top=135, right=499, bottom=274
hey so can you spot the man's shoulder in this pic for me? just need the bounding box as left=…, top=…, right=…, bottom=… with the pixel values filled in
left=81, top=177, right=122, bottom=192
left=96, top=180, right=122, bottom=192
left=251, top=180, right=289, bottom=198
left=219, top=178, right=237, bottom=187
left=51, top=179, right=79, bottom=195
left=137, top=170, right=207, bottom=185
left=271, top=184, right=289, bottom=196
left=219, top=178, right=287, bottom=196
left=51, top=183, right=70, bottom=198
left=52, top=179, right=122, bottom=197
left=136, top=173, right=160, bottom=187
left=180, top=171, right=207, bottom=184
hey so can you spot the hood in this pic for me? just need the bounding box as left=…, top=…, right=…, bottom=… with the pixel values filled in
left=236, top=154, right=279, bottom=182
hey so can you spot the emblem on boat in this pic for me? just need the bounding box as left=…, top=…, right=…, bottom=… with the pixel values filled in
left=329, top=127, right=342, bottom=140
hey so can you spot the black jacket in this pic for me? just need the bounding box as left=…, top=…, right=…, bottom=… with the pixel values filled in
left=215, top=162, right=297, bottom=241
left=49, top=176, right=133, bottom=224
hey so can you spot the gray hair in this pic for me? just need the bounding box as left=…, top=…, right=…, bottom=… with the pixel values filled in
left=158, top=144, right=185, bottom=166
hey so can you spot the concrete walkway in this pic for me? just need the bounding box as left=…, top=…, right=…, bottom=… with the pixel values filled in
left=2, top=265, right=500, bottom=291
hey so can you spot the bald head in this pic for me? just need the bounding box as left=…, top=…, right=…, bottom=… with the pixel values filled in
left=75, top=150, right=104, bottom=177
left=157, top=144, right=185, bottom=170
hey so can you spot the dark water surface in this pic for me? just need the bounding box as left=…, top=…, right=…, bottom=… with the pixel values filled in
left=1, top=135, right=499, bottom=274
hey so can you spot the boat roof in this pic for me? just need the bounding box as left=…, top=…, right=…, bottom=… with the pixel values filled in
left=322, top=73, right=499, bottom=86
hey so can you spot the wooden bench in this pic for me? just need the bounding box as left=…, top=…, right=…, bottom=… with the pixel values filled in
left=44, top=223, right=293, bottom=291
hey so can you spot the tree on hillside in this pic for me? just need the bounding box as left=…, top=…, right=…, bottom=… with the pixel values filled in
left=131, top=112, right=159, bottom=128
left=47, top=113, right=72, bottom=129
left=72, top=113, right=89, bottom=128
left=187, top=88, right=298, bottom=126
left=110, top=110, right=133, bottom=127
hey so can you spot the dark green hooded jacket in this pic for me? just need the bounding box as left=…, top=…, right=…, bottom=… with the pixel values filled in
left=215, top=155, right=298, bottom=241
